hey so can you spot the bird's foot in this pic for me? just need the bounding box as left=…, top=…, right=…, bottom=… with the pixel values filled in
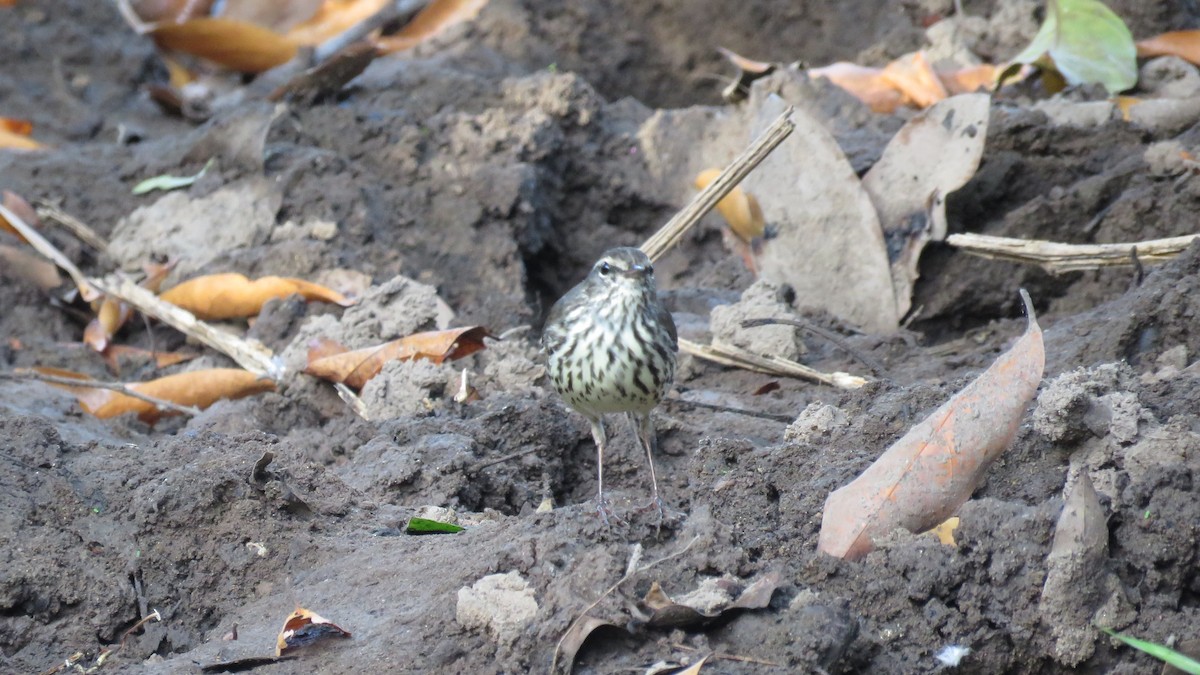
left=595, top=496, right=626, bottom=527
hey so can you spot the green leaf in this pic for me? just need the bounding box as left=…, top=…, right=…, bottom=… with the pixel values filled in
left=405, top=517, right=465, bottom=534
left=132, top=158, right=215, bottom=195
left=1101, top=628, right=1200, bottom=674
left=1009, top=0, right=1137, bottom=94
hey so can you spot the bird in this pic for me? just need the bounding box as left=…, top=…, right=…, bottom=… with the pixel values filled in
left=541, top=246, right=679, bottom=524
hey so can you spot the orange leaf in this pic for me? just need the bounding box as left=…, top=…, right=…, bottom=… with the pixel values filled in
left=373, top=0, right=489, bottom=54
left=304, top=326, right=492, bottom=389
left=808, top=62, right=903, bottom=114
left=0, top=117, right=32, bottom=135
left=0, top=190, right=40, bottom=241
left=1113, top=95, right=1141, bottom=122
left=286, top=0, right=390, bottom=46
left=159, top=273, right=355, bottom=320
left=102, top=344, right=199, bottom=373
left=0, top=244, right=62, bottom=290
left=152, top=17, right=298, bottom=73
left=693, top=168, right=765, bottom=243
left=937, top=63, right=998, bottom=95
left=39, top=367, right=275, bottom=423
left=1137, top=30, right=1200, bottom=66
left=817, top=290, right=1044, bottom=561
left=879, top=51, right=948, bottom=109
left=276, top=607, right=351, bottom=656
left=84, top=297, right=129, bottom=353
left=0, top=125, right=42, bottom=150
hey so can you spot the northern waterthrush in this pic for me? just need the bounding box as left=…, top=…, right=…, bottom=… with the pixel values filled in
left=541, top=247, right=678, bottom=523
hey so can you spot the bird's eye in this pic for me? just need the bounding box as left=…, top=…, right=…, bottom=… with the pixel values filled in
left=599, top=262, right=611, bottom=276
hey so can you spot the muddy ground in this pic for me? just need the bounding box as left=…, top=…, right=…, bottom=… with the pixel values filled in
left=3, top=0, right=1200, bottom=673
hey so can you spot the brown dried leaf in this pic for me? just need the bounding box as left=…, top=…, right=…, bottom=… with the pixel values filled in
left=84, top=368, right=273, bottom=423
left=0, top=244, right=62, bottom=289
left=693, top=168, right=765, bottom=243
left=1136, top=30, right=1200, bottom=66
left=275, top=607, right=351, bottom=656
left=817, top=290, right=1044, bottom=561
left=304, top=326, right=492, bottom=389
left=152, top=17, right=298, bottom=73
left=84, top=297, right=129, bottom=353
left=555, top=616, right=620, bottom=674
left=373, top=0, right=489, bottom=54
left=286, top=0, right=391, bottom=46
left=930, top=516, right=960, bottom=546
left=937, top=63, right=999, bottom=95
left=808, top=62, right=903, bottom=113
left=642, top=572, right=780, bottom=629
left=0, top=118, right=43, bottom=150
left=160, top=273, right=354, bottom=320
left=879, top=51, right=948, bottom=109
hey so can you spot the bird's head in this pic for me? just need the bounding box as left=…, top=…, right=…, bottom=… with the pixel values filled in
left=587, top=247, right=657, bottom=292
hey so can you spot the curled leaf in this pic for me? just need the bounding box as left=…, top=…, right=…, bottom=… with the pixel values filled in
left=1005, top=0, right=1137, bottom=95
left=641, top=571, right=780, bottom=629
left=879, top=51, right=947, bottom=109
left=160, top=273, right=355, bottom=320
left=1137, top=30, right=1200, bottom=66
left=151, top=17, right=298, bottom=73
left=303, top=326, right=492, bottom=389
left=276, top=608, right=351, bottom=656
left=286, top=0, right=391, bottom=46
left=818, top=290, right=1045, bottom=560
left=693, top=168, right=764, bottom=242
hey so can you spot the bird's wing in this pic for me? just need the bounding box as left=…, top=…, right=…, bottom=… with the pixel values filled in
left=656, top=302, right=678, bottom=350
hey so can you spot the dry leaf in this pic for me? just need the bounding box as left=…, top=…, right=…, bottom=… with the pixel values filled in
left=930, top=516, right=960, bottom=546
left=373, top=0, right=489, bottom=53
left=879, top=51, right=948, bottom=109
left=808, top=62, right=903, bottom=113
left=745, top=92, right=898, bottom=333
left=304, top=326, right=492, bottom=389
left=160, top=273, right=354, bottom=320
left=817, top=290, right=1044, bottom=560
left=0, top=118, right=42, bottom=150
left=937, top=63, right=999, bottom=95
left=641, top=571, right=780, bottom=629
left=286, top=0, right=390, bottom=46
left=693, top=168, right=765, bottom=242
left=676, top=656, right=710, bottom=675
left=276, top=607, right=351, bottom=656
left=1136, top=30, right=1200, bottom=66
left=0, top=244, right=62, bottom=289
left=37, top=367, right=276, bottom=423
left=860, top=93, right=990, bottom=319
left=102, top=344, right=199, bottom=372
left=717, top=46, right=776, bottom=103
left=84, top=262, right=174, bottom=354
left=1112, top=95, right=1141, bottom=122
left=218, top=0, right=325, bottom=34
left=152, top=17, right=298, bottom=73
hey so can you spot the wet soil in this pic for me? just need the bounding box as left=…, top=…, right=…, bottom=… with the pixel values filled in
left=3, top=1, right=1200, bottom=674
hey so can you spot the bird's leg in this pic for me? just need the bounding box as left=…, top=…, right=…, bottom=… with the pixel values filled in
left=587, top=416, right=619, bottom=525
left=629, top=411, right=665, bottom=524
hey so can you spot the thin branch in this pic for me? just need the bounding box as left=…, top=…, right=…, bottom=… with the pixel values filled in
left=550, top=536, right=700, bottom=673
left=1, top=371, right=202, bottom=417
left=0, top=203, right=97, bottom=300
left=640, top=107, right=795, bottom=262
left=946, top=232, right=1200, bottom=273
left=34, top=201, right=110, bottom=253
left=315, top=0, right=430, bottom=62
left=741, top=317, right=890, bottom=379
left=680, top=337, right=867, bottom=389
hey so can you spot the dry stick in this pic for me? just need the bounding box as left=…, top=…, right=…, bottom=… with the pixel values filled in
left=669, top=643, right=783, bottom=668
left=640, top=106, right=796, bottom=262
left=0, top=204, right=279, bottom=379
left=634, top=110, right=867, bottom=386
left=946, top=232, right=1200, bottom=273
left=315, top=0, right=430, bottom=62
left=550, top=536, right=700, bottom=673
left=34, top=200, right=110, bottom=253
left=741, top=317, right=891, bottom=379
left=681, top=337, right=867, bottom=389
left=0, top=371, right=202, bottom=417
left=101, top=278, right=281, bottom=378
left=662, top=395, right=793, bottom=423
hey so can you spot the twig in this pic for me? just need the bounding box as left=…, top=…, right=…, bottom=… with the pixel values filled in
left=550, top=536, right=700, bottom=673
left=0, top=203, right=98, bottom=300
left=315, top=0, right=430, bottom=62
left=99, top=278, right=281, bottom=378
left=663, top=395, right=792, bottom=423
left=640, top=107, right=795, bottom=262
left=670, top=643, right=783, bottom=668
left=1, top=371, right=202, bottom=417
left=468, top=445, right=541, bottom=472
left=34, top=200, right=110, bottom=253
left=946, top=232, right=1200, bottom=273
left=680, top=338, right=867, bottom=389
left=334, top=382, right=370, bottom=420
left=741, top=317, right=890, bottom=379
